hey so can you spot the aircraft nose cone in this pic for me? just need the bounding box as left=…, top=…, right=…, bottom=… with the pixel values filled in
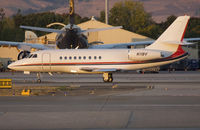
left=8, top=61, right=18, bottom=70
left=8, top=63, right=14, bottom=70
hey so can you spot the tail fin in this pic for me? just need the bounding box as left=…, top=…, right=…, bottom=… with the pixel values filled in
left=25, top=31, right=38, bottom=43
left=146, top=16, right=190, bottom=53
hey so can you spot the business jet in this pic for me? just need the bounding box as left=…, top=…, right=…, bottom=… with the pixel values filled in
left=8, top=16, right=196, bottom=82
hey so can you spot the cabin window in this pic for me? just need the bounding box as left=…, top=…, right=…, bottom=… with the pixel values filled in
left=79, top=56, right=82, bottom=60
left=59, top=56, right=62, bottom=60
left=74, top=56, right=77, bottom=60
left=64, top=56, right=67, bottom=60
left=69, top=56, right=72, bottom=60
left=94, top=56, right=97, bottom=60
left=89, top=56, right=92, bottom=60
left=32, top=54, right=37, bottom=58
left=83, top=56, right=86, bottom=60
left=99, top=56, right=102, bottom=59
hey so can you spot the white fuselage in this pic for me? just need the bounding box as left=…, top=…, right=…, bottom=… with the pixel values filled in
left=8, top=49, right=188, bottom=74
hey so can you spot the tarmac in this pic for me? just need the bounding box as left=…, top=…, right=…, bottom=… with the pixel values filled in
left=0, top=71, right=200, bottom=130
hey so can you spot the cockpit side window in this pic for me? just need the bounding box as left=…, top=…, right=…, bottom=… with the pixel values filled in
left=32, top=54, right=37, bottom=58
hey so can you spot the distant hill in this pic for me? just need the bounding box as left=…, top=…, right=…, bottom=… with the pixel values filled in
left=0, top=0, right=200, bottom=23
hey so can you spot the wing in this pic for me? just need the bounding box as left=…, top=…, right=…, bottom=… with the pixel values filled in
left=184, top=38, right=200, bottom=41
left=20, top=26, right=64, bottom=33
left=80, top=67, right=121, bottom=72
left=89, top=41, right=155, bottom=49
left=0, top=41, right=55, bottom=50
left=80, top=26, right=122, bottom=34
left=89, top=38, right=200, bottom=49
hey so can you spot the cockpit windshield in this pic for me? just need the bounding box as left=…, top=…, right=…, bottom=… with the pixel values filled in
left=26, top=54, right=37, bottom=58
left=28, top=54, right=33, bottom=58
left=32, top=54, right=37, bottom=58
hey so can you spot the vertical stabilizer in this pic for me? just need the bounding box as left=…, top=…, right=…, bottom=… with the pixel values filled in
left=25, top=31, right=38, bottom=43
left=146, top=16, right=190, bottom=52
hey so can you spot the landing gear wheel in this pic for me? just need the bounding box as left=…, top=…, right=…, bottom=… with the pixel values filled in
left=103, top=73, right=113, bottom=83
left=108, top=77, right=113, bottom=82
left=103, top=78, right=108, bottom=82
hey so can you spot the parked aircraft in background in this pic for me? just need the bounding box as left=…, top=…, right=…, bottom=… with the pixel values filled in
left=19, top=0, right=122, bottom=49
left=8, top=16, right=198, bottom=82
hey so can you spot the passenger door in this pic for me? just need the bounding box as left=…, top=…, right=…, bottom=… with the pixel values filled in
left=42, top=53, right=51, bottom=71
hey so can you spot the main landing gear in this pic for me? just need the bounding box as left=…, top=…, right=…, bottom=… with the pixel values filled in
left=103, top=73, right=113, bottom=82
left=36, top=73, right=41, bottom=83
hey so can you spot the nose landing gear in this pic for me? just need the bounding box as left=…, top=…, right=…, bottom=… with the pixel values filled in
left=36, top=73, right=41, bottom=83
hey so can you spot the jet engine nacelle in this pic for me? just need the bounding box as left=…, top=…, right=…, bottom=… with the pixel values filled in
left=17, top=51, right=30, bottom=60
left=128, top=49, right=171, bottom=61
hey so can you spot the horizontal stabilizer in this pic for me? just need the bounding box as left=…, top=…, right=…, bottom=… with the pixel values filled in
left=89, top=41, right=154, bottom=49
left=0, top=41, right=54, bottom=50
left=162, top=41, right=194, bottom=45
left=184, top=38, right=200, bottom=41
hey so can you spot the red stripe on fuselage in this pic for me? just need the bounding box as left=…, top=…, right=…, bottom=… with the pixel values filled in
left=17, top=61, right=146, bottom=66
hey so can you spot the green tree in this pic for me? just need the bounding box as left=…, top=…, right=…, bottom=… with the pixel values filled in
left=13, top=9, right=23, bottom=27
left=137, top=24, right=161, bottom=39
left=0, top=18, right=16, bottom=41
left=185, top=17, right=200, bottom=38
left=0, top=8, right=5, bottom=37
left=159, top=15, right=177, bottom=31
left=109, top=0, right=153, bottom=33
left=98, top=11, right=105, bottom=23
